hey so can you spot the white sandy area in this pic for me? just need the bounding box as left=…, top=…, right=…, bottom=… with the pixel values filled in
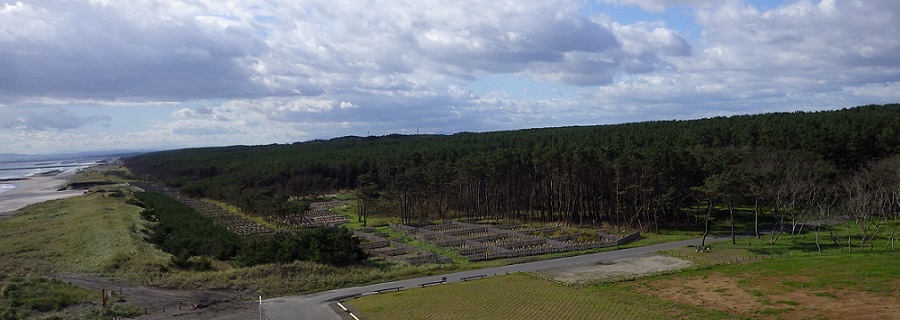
left=0, top=170, right=85, bottom=218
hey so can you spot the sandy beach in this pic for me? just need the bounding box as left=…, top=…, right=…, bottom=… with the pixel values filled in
left=0, top=171, right=85, bottom=218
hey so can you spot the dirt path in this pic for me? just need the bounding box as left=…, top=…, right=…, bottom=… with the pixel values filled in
left=53, top=275, right=260, bottom=320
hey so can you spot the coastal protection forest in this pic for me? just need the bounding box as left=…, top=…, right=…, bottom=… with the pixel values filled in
left=127, top=104, right=900, bottom=243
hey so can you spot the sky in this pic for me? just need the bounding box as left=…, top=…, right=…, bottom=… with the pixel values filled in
left=1, top=0, right=898, bottom=154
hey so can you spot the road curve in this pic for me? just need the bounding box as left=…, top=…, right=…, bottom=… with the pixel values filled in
left=262, top=236, right=730, bottom=320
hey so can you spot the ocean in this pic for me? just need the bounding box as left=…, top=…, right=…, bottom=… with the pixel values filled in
left=0, top=159, right=102, bottom=194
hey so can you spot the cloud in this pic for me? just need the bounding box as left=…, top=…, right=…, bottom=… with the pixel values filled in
left=0, top=0, right=264, bottom=102
left=693, top=1, right=900, bottom=76
left=1, top=0, right=692, bottom=105
left=0, top=107, right=110, bottom=131
left=597, top=0, right=716, bottom=13
left=581, top=0, right=900, bottom=117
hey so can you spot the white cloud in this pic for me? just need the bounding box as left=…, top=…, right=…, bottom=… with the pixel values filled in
left=597, top=0, right=716, bottom=13
left=0, top=107, right=110, bottom=131
left=0, top=0, right=263, bottom=101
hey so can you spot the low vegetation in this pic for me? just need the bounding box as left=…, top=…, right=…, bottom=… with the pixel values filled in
left=64, top=164, right=134, bottom=190
left=0, top=278, right=93, bottom=319
left=0, top=276, right=141, bottom=320
left=135, top=191, right=367, bottom=268
left=136, top=192, right=244, bottom=264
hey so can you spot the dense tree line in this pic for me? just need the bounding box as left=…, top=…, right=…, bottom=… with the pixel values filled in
left=134, top=192, right=366, bottom=267
left=126, top=105, right=900, bottom=242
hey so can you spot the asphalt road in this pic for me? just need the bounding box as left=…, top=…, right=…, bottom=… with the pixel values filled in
left=262, top=235, right=730, bottom=320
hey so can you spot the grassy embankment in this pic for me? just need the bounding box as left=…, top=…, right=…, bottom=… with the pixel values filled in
left=0, top=166, right=158, bottom=319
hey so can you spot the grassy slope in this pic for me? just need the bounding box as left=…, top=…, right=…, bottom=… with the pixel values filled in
left=0, top=189, right=169, bottom=280
left=0, top=185, right=163, bottom=319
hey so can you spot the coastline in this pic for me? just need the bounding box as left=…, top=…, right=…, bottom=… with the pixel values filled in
left=0, top=170, right=85, bottom=218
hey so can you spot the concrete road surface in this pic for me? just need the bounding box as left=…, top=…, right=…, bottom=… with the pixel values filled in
left=262, top=236, right=729, bottom=320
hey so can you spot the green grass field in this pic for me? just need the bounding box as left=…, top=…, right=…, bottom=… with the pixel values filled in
left=349, top=273, right=739, bottom=320
left=350, top=250, right=898, bottom=320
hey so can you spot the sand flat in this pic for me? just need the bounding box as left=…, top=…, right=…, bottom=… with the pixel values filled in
left=0, top=172, right=85, bottom=217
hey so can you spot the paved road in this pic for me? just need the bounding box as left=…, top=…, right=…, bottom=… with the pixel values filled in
left=262, top=235, right=730, bottom=320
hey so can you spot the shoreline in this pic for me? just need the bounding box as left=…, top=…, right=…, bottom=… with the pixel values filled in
left=0, top=171, right=85, bottom=218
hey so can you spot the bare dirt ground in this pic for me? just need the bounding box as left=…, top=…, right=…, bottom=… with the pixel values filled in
left=534, top=254, right=693, bottom=284
left=637, top=273, right=900, bottom=320
left=54, top=275, right=261, bottom=319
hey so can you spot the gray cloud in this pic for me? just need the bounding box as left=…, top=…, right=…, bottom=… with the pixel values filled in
left=0, top=107, right=110, bottom=131
left=0, top=0, right=694, bottom=104
left=0, top=1, right=264, bottom=102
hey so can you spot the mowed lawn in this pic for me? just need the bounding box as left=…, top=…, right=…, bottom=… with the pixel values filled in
left=348, top=272, right=738, bottom=320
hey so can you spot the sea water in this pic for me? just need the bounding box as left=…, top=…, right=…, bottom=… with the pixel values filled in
left=0, top=159, right=101, bottom=194
left=0, top=183, right=14, bottom=194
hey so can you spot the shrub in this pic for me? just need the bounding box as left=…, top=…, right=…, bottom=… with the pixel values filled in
left=237, top=227, right=368, bottom=266
left=135, top=192, right=243, bottom=261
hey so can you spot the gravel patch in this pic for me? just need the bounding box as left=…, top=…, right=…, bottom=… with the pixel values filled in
left=535, top=254, right=692, bottom=284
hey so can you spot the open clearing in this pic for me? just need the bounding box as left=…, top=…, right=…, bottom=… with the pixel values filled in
left=52, top=275, right=257, bottom=320
left=535, top=254, right=692, bottom=285
left=637, top=273, right=899, bottom=320
left=629, top=252, right=900, bottom=320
